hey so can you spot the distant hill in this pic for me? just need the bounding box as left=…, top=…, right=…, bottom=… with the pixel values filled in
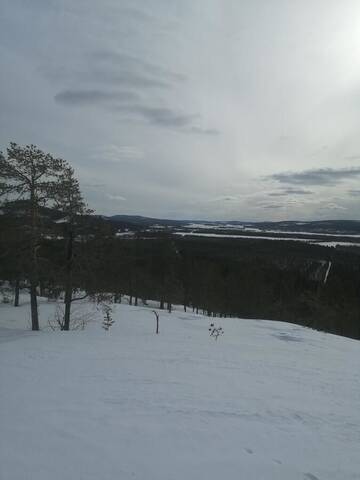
left=106, top=215, right=189, bottom=229
left=106, top=215, right=360, bottom=235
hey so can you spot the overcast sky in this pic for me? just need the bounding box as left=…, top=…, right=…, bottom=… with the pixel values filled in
left=2, top=1, right=360, bottom=220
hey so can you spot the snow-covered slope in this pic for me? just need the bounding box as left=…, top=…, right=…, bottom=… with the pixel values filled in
left=0, top=298, right=359, bottom=480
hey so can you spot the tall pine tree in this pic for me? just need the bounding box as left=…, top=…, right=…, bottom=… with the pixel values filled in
left=53, top=165, right=91, bottom=330
left=0, top=143, right=65, bottom=330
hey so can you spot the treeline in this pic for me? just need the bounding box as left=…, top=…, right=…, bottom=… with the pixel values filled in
left=39, top=231, right=360, bottom=340
left=94, top=235, right=360, bottom=340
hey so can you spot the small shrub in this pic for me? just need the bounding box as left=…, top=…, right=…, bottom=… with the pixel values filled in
left=102, top=305, right=114, bottom=331
left=208, top=323, right=224, bottom=340
left=0, top=287, right=12, bottom=304
left=48, top=302, right=96, bottom=331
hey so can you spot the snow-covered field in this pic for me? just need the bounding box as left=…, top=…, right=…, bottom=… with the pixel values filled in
left=1, top=297, right=359, bottom=480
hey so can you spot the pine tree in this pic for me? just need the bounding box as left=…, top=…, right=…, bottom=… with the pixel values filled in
left=0, top=143, right=65, bottom=330
left=53, top=166, right=91, bottom=331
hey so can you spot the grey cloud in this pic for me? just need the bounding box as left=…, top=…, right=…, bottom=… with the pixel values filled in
left=348, top=189, right=360, bottom=196
left=255, top=196, right=309, bottom=210
left=209, top=195, right=238, bottom=202
left=54, top=89, right=138, bottom=106
left=45, top=65, right=171, bottom=89
left=318, top=203, right=347, bottom=211
left=91, top=51, right=186, bottom=84
left=91, top=68, right=171, bottom=89
left=54, top=88, right=218, bottom=134
left=43, top=46, right=177, bottom=90
left=124, top=105, right=197, bottom=127
left=189, top=126, right=220, bottom=136
left=91, top=145, right=143, bottom=163
left=261, top=204, right=284, bottom=209
left=268, top=188, right=313, bottom=196
left=105, top=193, right=127, bottom=202
left=50, top=48, right=217, bottom=133
left=344, top=155, right=360, bottom=160
left=116, top=104, right=218, bottom=134
left=271, top=167, right=360, bottom=186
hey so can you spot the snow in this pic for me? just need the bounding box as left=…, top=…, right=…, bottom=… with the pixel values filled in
left=54, top=217, right=69, bottom=224
left=183, top=224, right=360, bottom=239
left=323, top=261, right=332, bottom=284
left=176, top=231, right=317, bottom=242
left=312, top=241, right=360, bottom=248
left=244, top=228, right=360, bottom=239
left=1, top=296, right=360, bottom=480
left=115, top=231, right=135, bottom=237
left=185, top=223, right=222, bottom=229
left=175, top=231, right=360, bottom=248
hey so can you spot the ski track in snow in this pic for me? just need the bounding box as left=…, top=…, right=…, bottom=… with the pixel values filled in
left=0, top=297, right=359, bottom=480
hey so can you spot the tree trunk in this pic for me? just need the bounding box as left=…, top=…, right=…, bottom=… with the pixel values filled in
left=153, top=310, right=159, bottom=334
left=63, top=230, right=73, bottom=331
left=39, top=280, right=46, bottom=297
left=30, top=283, right=39, bottom=330
left=160, top=298, right=164, bottom=309
left=63, top=285, right=72, bottom=331
left=29, top=187, right=39, bottom=330
left=14, top=279, right=20, bottom=307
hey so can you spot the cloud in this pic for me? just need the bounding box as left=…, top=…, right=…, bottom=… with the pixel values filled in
left=54, top=89, right=217, bottom=133
left=92, top=144, right=144, bottom=163
left=344, top=155, right=360, bottom=161
left=50, top=49, right=217, bottom=133
left=255, top=196, right=311, bottom=210
left=270, top=167, right=360, bottom=186
left=105, top=193, right=127, bottom=202
left=116, top=104, right=219, bottom=134
left=91, top=69, right=171, bottom=89
left=268, top=188, right=313, bottom=196
left=318, top=203, right=347, bottom=211
left=189, top=126, right=220, bottom=136
left=124, top=105, right=197, bottom=127
left=46, top=65, right=171, bottom=89
left=261, top=203, right=284, bottom=209
left=348, top=189, right=360, bottom=196
left=209, top=195, right=239, bottom=202
left=54, top=89, right=138, bottom=106
left=91, top=51, right=186, bottom=84
left=54, top=89, right=216, bottom=132
left=46, top=50, right=183, bottom=91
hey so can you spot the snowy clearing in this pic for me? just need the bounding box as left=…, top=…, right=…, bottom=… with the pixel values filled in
left=0, top=297, right=359, bottom=480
